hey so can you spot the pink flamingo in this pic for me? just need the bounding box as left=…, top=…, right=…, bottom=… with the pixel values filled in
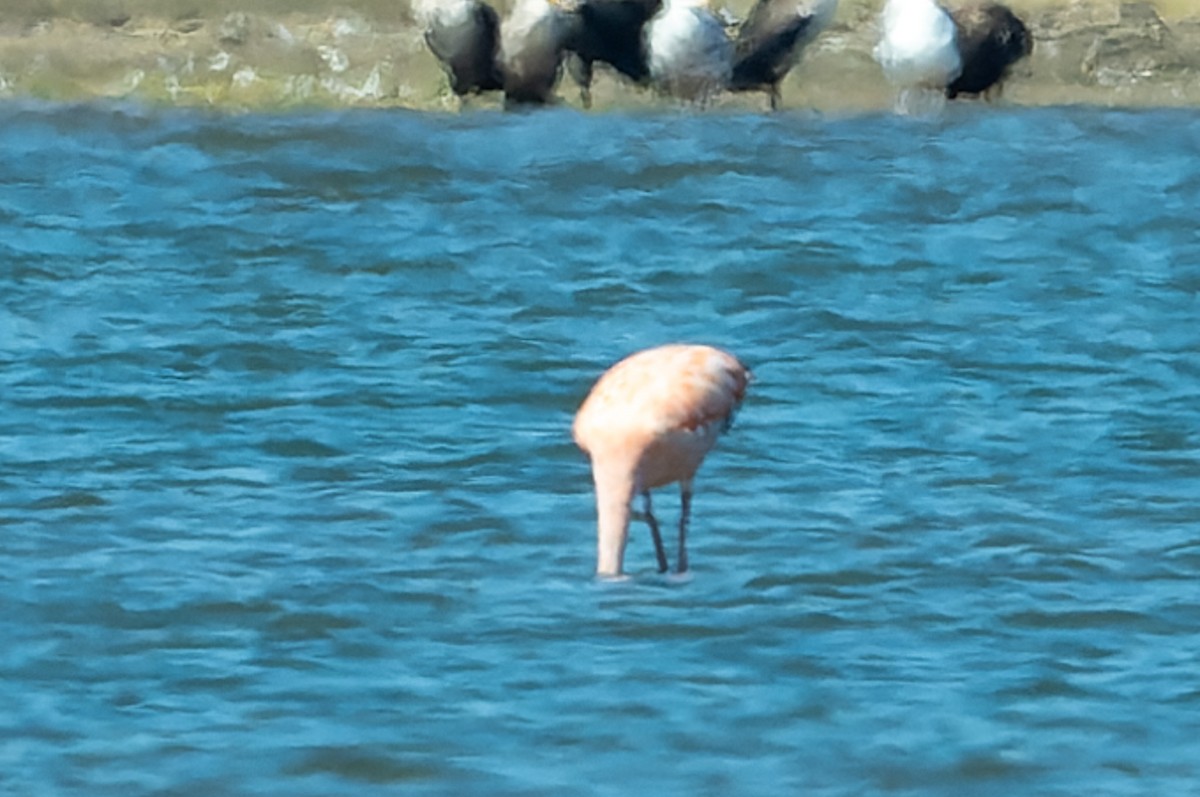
left=573, top=344, right=751, bottom=577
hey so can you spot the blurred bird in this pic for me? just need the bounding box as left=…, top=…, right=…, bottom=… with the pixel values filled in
left=873, top=0, right=962, bottom=113
left=414, top=0, right=504, bottom=100
left=563, top=0, right=662, bottom=107
left=645, top=0, right=735, bottom=104
left=729, top=0, right=839, bottom=110
left=946, top=2, right=1032, bottom=99
left=500, top=0, right=576, bottom=106
left=573, top=344, right=750, bottom=577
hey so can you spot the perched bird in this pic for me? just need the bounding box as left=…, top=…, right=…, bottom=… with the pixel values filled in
left=729, top=0, right=839, bottom=110
left=946, top=2, right=1032, bottom=99
left=414, top=0, right=504, bottom=99
left=573, top=344, right=751, bottom=577
left=563, top=0, right=662, bottom=107
left=500, top=0, right=576, bottom=106
left=873, top=0, right=962, bottom=113
left=644, top=0, right=735, bottom=104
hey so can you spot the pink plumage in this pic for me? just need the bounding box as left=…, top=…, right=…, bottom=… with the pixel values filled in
left=574, top=344, right=750, bottom=576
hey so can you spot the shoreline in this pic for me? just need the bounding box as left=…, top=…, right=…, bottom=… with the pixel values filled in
left=0, top=1, right=1198, bottom=111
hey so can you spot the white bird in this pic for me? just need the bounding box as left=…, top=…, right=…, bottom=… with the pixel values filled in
left=644, top=0, right=734, bottom=104
left=500, top=0, right=576, bottom=106
left=874, top=0, right=962, bottom=114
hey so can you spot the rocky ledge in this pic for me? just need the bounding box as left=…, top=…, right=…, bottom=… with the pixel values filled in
left=0, top=1, right=1196, bottom=111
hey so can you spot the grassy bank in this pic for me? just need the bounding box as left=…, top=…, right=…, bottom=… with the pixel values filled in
left=0, top=0, right=1197, bottom=111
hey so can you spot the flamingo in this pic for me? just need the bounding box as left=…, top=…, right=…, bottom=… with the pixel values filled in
left=573, top=344, right=751, bottom=577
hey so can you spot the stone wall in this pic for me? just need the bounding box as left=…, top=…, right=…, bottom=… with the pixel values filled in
left=0, top=1, right=1195, bottom=109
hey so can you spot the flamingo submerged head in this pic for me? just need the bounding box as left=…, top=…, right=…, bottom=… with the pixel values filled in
left=573, top=344, right=750, bottom=577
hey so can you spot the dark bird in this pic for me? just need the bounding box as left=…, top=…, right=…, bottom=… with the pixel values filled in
left=946, top=2, right=1033, bottom=99
left=729, top=0, right=838, bottom=110
left=563, top=0, right=662, bottom=107
left=415, top=0, right=504, bottom=99
left=500, top=0, right=576, bottom=107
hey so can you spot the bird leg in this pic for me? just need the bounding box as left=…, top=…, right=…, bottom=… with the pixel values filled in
left=641, top=491, right=669, bottom=574
left=678, top=486, right=692, bottom=573
left=567, top=54, right=594, bottom=110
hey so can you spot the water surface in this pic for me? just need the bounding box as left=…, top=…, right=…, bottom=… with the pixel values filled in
left=2, top=103, right=1198, bottom=795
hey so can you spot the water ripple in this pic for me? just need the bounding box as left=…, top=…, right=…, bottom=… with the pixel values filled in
left=1, top=102, right=1198, bottom=796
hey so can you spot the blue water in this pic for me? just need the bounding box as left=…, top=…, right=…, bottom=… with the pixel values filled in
left=1, top=102, right=1198, bottom=796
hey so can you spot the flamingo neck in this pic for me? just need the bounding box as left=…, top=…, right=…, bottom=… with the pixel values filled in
left=593, top=464, right=637, bottom=577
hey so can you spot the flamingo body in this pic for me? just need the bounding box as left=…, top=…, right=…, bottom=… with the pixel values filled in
left=574, top=344, right=750, bottom=577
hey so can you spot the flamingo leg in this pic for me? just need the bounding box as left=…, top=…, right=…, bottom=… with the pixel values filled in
left=641, top=491, right=669, bottom=573
left=678, top=486, right=692, bottom=573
